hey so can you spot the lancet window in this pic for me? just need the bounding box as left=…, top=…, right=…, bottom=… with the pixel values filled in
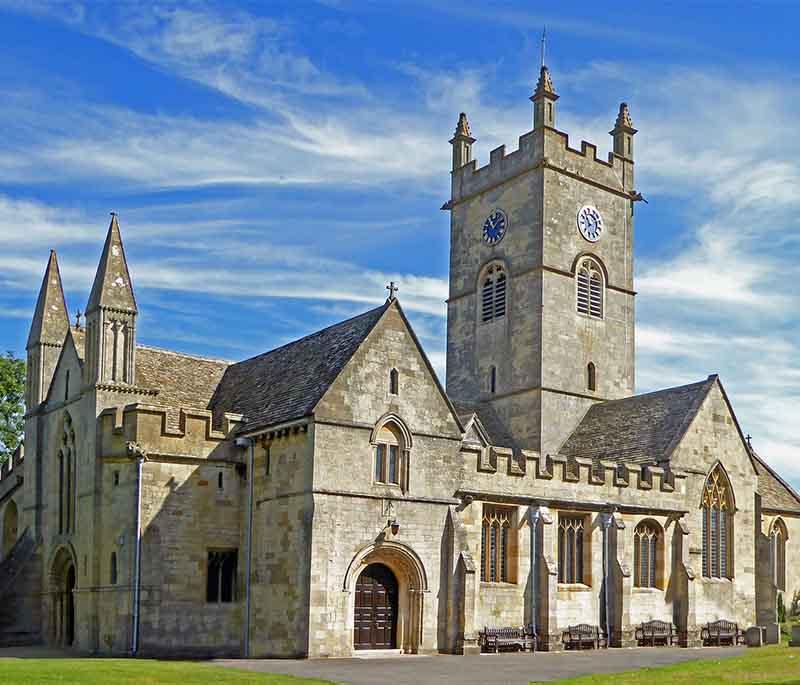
left=576, top=258, right=604, bottom=318
left=481, top=264, right=507, bottom=323
left=701, top=466, right=733, bottom=579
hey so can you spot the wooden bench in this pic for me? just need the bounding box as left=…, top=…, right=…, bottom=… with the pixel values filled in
left=635, top=620, right=678, bottom=647
left=562, top=623, right=606, bottom=650
left=700, top=619, right=745, bottom=646
left=479, top=624, right=537, bottom=653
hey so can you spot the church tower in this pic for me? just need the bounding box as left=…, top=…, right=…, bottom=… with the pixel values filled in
left=26, top=250, right=70, bottom=408
left=84, top=214, right=138, bottom=386
left=445, top=64, right=637, bottom=456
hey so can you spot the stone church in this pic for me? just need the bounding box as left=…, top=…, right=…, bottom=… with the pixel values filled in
left=1, top=64, right=798, bottom=657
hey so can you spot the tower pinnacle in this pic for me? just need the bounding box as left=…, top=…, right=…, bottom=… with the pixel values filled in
left=449, top=112, right=476, bottom=171
left=610, top=102, right=637, bottom=161
left=86, top=213, right=138, bottom=314
left=27, top=250, right=69, bottom=349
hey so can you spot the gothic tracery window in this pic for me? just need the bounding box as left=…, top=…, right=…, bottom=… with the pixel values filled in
left=207, top=550, right=237, bottom=603
left=633, top=520, right=662, bottom=588
left=558, top=514, right=587, bottom=584
left=701, top=466, right=733, bottom=579
left=576, top=258, right=604, bottom=318
left=770, top=518, right=787, bottom=591
left=481, top=505, right=515, bottom=582
left=481, top=264, right=507, bottom=323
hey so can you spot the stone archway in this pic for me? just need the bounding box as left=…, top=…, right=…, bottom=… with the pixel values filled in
left=48, top=546, right=78, bottom=647
left=2, top=499, right=18, bottom=557
left=345, top=541, right=428, bottom=654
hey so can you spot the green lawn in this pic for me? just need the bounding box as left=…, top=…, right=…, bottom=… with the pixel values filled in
left=0, top=659, right=333, bottom=685
left=532, top=645, right=800, bottom=685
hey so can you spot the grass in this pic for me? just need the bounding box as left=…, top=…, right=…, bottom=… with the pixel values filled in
left=0, top=659, right=334, bottom=685
left=531, top=645, right=800, bottom=685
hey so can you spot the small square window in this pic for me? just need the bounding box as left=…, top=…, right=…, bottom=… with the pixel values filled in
left=113, top=471, right=120, bottom=487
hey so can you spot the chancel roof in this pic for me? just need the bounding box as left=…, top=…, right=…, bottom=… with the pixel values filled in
left=751, top=450, right=800, bottom=514
left=559, top=376, right=717, bottom=464
left=209, top=302, right=389, bottom=433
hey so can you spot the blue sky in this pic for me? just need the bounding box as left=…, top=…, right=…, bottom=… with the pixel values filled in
left=1, top=1, right=798, bottom=488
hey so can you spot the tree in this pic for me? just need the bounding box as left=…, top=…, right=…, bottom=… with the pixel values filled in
left=0, top=351, right=25, bottom=465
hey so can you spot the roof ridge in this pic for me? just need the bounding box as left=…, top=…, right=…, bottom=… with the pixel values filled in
left=597, top=377, right=713, bottom=408
left=135, top=344, right=232, bottom=365
left=229, top=302, right=389, bottom=368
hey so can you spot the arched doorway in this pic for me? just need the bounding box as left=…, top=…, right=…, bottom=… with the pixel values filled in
left=354, top=563, right=398, bottom=650
left=2, top=499, right=18, bottom=557
left=49, top=546, right=78, bottom=647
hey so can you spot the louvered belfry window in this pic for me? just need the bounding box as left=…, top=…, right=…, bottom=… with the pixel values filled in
left=481, top=265, right=507, bottom=323
left=701, top=466, right=733, bottom=579
left=633, top=521, right=660, bottom=588
left=481, top=505, right=514, bottom=582
left=576, top=258, right=604, bottom=318
left=558, top=515, right=586, bottom=584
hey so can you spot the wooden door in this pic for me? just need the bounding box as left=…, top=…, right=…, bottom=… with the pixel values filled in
left=354, top=563, right=398, bottom=650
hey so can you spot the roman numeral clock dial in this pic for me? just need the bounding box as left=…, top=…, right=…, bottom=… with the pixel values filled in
left=577, top=205, right=604, bottom=242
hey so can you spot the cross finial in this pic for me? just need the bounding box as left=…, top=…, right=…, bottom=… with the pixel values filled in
left=75, top=308, right=83, bottom=329
left=386, top=281, right=399, bottom=302
left=746, top=434, right=753, bottom=449
left=541, top=25, right=547, bottom=69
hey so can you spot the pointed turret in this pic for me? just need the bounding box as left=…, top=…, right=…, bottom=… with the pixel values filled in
left=449, top=112, right=476, bottom=171
left=26, top=251, right=70, bottom=407
left=27, top=251, right=69, bottom=349
left=86, top=213, right=137, bottom=315
left=531, top=65, right=559, bottom=130
left=84, top=214, right=138, bottom=386
left=610, top=102, right=637, bottom=161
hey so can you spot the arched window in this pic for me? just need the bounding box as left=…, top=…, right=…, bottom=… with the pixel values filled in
left=59, top=413, right=77, bottom=535
left=587, top=362, right=596, bottom=392
left=490, top=366, right=497, bottom=394
left=481, top=505, right=516, bottom=582
left=701, top=465, right=734, bottom=579
left=65, top=370, right=70, bottom=401
left=770, top=518, right=787, bottom=591
left=633, top=520, right=662, bottom=588
left=558, top=514, right=588, bottom=584
left=389, top=368, right=399, bottom=395
left=374, top=423, right=403, bottom=486
left=110, top=552, right=118, bottom=585
left=481, top=264, right=507, bottom=323
left=576, top=258, right=604, bottom=318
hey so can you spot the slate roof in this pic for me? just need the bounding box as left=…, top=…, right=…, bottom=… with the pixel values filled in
left=209, top=303, right=389, bottom=433
left=559, top=376, right=717, bottom=464
left=136, top=346, right=230, bottom=413
left=453, top=400, right=516, bottom=448
left=751, top=450, right=800, bottom=513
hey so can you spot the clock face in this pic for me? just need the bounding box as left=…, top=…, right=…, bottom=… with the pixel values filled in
left=482, top=209, right=507, bottom=245
left=577, top=205, right=604, bottom=242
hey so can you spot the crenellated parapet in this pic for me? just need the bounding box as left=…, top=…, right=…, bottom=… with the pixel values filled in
left=97, top=402, right=244, bottom=462
left=460, top=440, right=686, bottom=510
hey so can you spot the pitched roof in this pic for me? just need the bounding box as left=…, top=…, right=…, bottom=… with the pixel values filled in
left=210, top=302, right=390, bottom=433
left=751, top=450, right=800, bottom=513
left=27, top=250, right=69, bottom=348
left=559, top=376, right=717, bottom=464
left=453, top=400, right=515, bottom=448
left=86, top=214, right=137, bottom=313
left=136, top=346, right=230, bottom=413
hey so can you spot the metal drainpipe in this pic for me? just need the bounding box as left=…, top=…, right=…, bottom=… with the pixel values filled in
left=236, top=437, right=256, bottom=658
left=603, top=513, right=612, bottom=647
left=131, top=455, right=144, bottom=656
left=529, top=507, right=540, bottom=636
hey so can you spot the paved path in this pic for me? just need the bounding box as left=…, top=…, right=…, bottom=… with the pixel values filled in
left=213, top=646, right=747, bottom=685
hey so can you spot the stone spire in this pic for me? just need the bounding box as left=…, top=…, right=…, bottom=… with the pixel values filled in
left=449, top=112, right=476, bottom=171
left=86, top=213, right=137, bottom=315
left=531, top=66, right=559, bottom=129
left=84, top=214, right=138, bottom=386
left=610, top=102, right=638, bottom=161
left=27, top=250, right=69, bottom=349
